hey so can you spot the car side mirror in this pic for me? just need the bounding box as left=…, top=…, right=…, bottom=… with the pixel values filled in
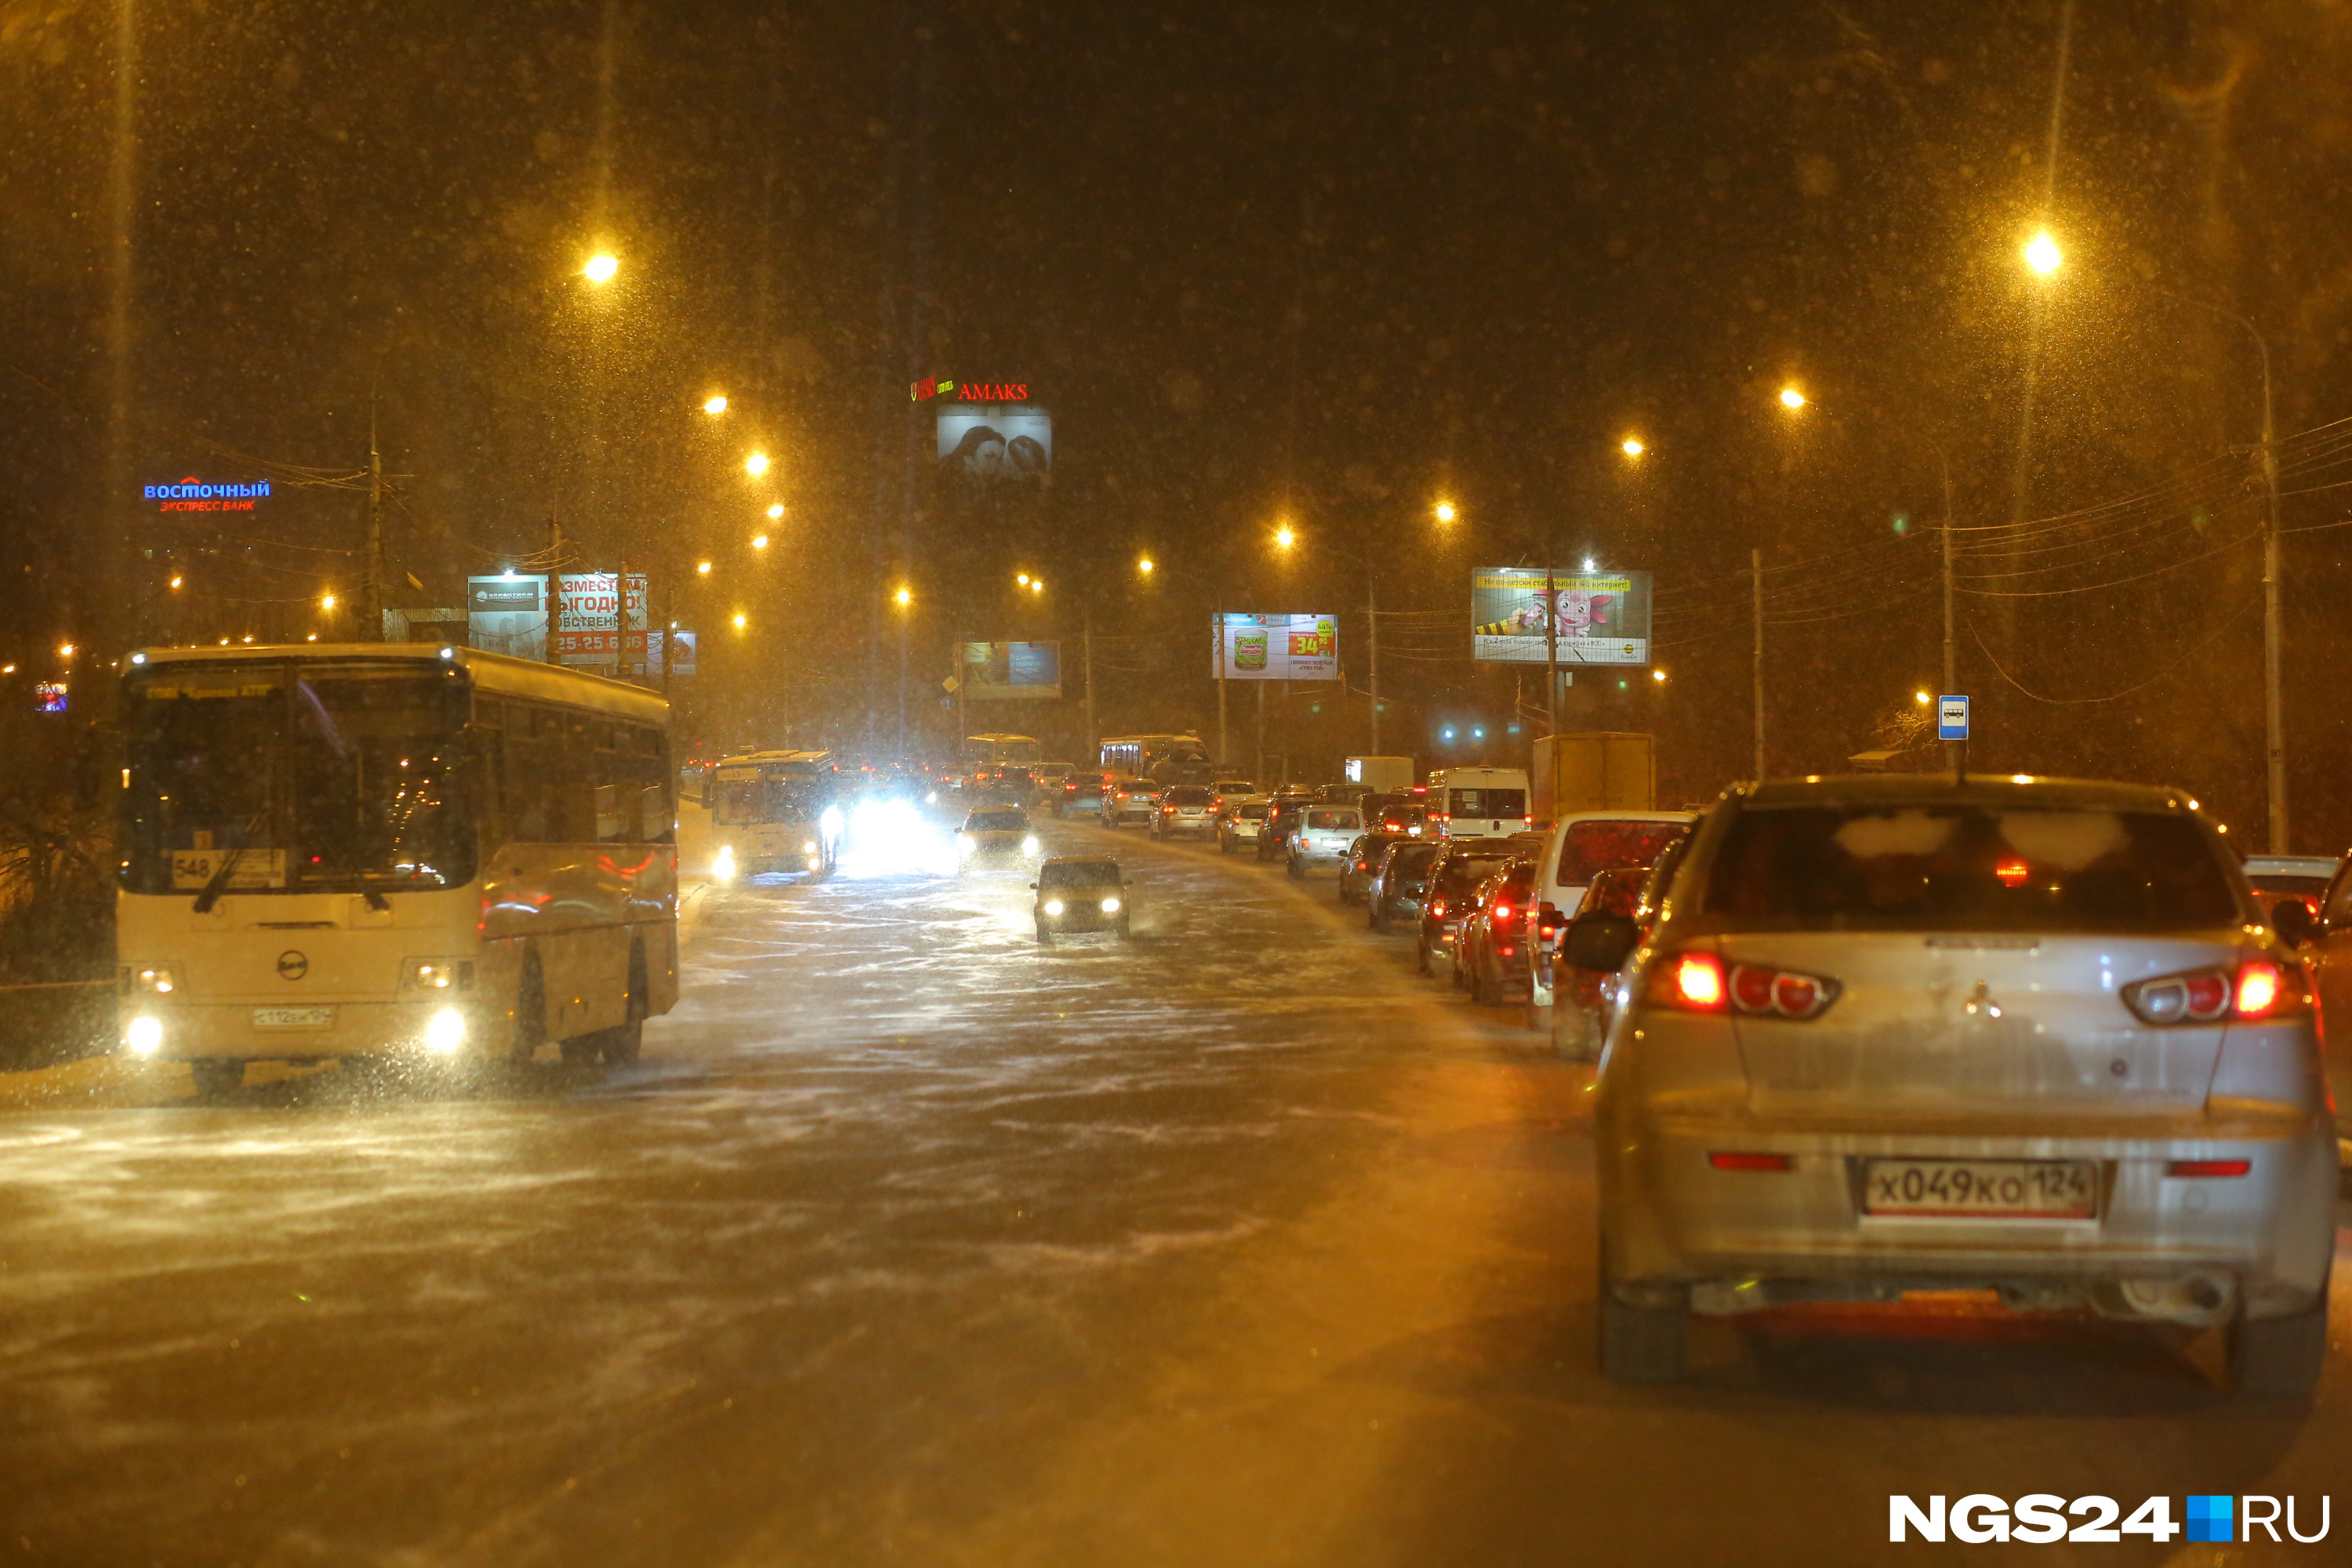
left=2272, top=896, right=2316, bottom=949
left=1562, top=912, right=1640, bottom=972
left=1028, top=882, right=1038, bottom=890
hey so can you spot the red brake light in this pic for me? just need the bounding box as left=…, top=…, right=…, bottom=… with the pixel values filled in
left=2235, top=960, right=2285, bottom=1018
left=1430, top=899, right=1447, bottom=919
left=1493, top=902, right=1514, bottom=924
left=1995, top=857, right=2030, bottom=888
left=2124, top=961, right=2307, bottom=1025
left=2165, top=1158, right=2252, bottom=1178
left=1708, top=1151, right=1793, bottom=1173
left=1657, top=952, right=1726, bottom=1011
left=1722, top=962, right=1838, bottom=1019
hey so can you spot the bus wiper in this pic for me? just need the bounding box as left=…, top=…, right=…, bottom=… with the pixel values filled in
left=192, top=811, right=268, bottom=913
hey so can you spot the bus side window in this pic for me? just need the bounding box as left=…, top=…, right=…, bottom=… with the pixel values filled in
left=630, top=726, right=673, bottom=844
left=505, top=710, right=550, bottom=844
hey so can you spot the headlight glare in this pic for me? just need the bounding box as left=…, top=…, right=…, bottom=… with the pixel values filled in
left=1043, top=899, right=1065, bottom=916
left=401, top=958, right=474, bottom=993
left=123, top=964, right=181, bottom=996
left=125, top=1016, right=163, bottom=1057
left=424, top=1007, right=466, bottom=1054
left=1100, top=897, right=1121, bottom=913
left=1022, top=836, right=1040, bottom=855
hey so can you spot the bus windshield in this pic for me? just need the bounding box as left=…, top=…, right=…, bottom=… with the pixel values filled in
left=122, top=663, right=473, bottom=895
left=713, top=774, right=829, bottom=825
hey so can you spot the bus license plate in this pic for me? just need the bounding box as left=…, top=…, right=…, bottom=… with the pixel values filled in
left=1863, top=1159, right=2096, bottom=1221
left=252, top=1007, right=334, bottom=1029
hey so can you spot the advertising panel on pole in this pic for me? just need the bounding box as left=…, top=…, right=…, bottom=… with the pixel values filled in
left=555, top=572, right=648, bottom=668
left=935, top=401, right=1052, bottom=489
left=961, top=641, right=1061, bottom=700
left=647, top=630, right=698, bottom=679
left=1469, top=568, right=1651, bottom=666
left=466, top=575, right=548, bottom=662
left=1209, top=613, right=1339, bottom=681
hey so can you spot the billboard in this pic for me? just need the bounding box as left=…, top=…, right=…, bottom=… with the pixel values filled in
left=556, top=572, right=648, bottom=668
left=937, top=404, right=1052, bottom=488
left=1210, top=613, right=1339, bottom=681
left=467, top=574, right=548, bottom=662
left=962, top=641, right=1061, bottom=700
left=1470, top=568, right=1651, bottom=666
left=647, top=630, right=698, bottom=680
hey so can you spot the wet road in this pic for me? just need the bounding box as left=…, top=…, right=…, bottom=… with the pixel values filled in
left=4, top=812, right=2350, bottom=1566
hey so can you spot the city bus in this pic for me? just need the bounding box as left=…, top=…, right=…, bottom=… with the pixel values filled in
left=114, top=642, right=679, bottom=1092
left=960, top=733, right=1042, bottom=768
left=1098, top=733, right=1210, bottom=784
left=708, top=750, right=844, bottom=879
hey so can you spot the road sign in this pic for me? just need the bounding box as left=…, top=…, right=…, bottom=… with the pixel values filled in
left=1937, top=695, right=1969, bottom=742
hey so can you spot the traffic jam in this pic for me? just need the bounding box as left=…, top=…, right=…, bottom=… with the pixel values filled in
left=940, top=730, right=2346, bottom=1395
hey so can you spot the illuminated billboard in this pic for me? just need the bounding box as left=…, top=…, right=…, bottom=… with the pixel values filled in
left=1210, top=613, right=1339, bottom=681
left=466, top=574, right=548, bottom=662
left=937, top=404, right=1052, bottom=488
left=962, top=641, right=1061, bottom=700
left=1470, top=568, right=1651, bottom=666
left=556, top=572, right=648, bottom=669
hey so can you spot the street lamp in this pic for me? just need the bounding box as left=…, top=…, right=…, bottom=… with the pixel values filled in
left=1652, top=669, right=1668, bottom=683
left=1914, top=690, right=1932, bottom=705
left=702, top=394, right=728, bottom=415
left=750, top=535, right=769, bottom=550
left=765, top=503, right=783, bottom=520
left=697, top=560, right=713, bottom=575
left=320, top=592, right=337, bottom=612
left=1273, top=524, right=1295, bottom=550
left=1432, top=501, right=1457, bottom=524
left=745, top=452, right=769, bottom=477
left=731, top=612, right=746, bottom=630
left=1778, top=387, right=1806, bottom=410
left=894, top=586, right=913, bottom=608
left=1137, top=556, right=1155, bottom=575
left=583, top=253, right=619, bottom=285
left=2024, top=230, right=2063, bottom=276
left=1621, top=437, right=1646, bottom=459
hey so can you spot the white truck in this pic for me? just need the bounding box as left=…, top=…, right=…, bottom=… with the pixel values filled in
left=1425, top=766, right=1530, bottom=839
left=1343, top=756, right=1415, bottom=796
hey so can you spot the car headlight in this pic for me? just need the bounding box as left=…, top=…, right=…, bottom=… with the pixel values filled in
left=1100, top=897, right=1121, bottom=913
left=1022, top=837, right=1040, bottom=855
left=714, top=844, right=737, bottom=881
left=122, top=963, right=182, bottom=996
left=424, top=1007, right=466, bottom=1054
left=1043, top=899, right=1065, bottom=916
left=401, top=958, right=474, bottom=993
left=927, top=790, right=938, bottom=804
left=125, top=1015, right=163, bottom=1057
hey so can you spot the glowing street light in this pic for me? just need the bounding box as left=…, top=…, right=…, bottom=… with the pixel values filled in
left=1621, top=437, right=1646, bottom=458
left=1433, top=501, right=1457, bottom=524
left=1137, top=556, right=1156, bottom=575
left=745, top=452, right=770, bottom=477
left=750, top=535, right=769, bottom=550
left=58, top=643, right=75, bottom=659
left=697, top=560, right=713, bottom=575
left=731, top=612, right=747, bottom=630
left=1652, top=669, right=1668, bottom=683
left=169, top=575, right=183, bottom=590
left=1029, top=578, right=1045, bottom=594
left=1273, top=524, right=1296, bottom=550
left=765, top=503, right=784, bottom=520
left=2024, top=230, right=2063, bottom=276
left=1779, top=387, right=1806, bottom=410
left=583, top=253, right=619, bottom=285
left=894, top=586, right=913, bottom=608
left=1914, top=690, right=1932, bottom=705
left=702, top=394, right=728, bottom=415
left=320, top=593, right=337, bottom=611
left=1016, top=572, right=1030, bottom=586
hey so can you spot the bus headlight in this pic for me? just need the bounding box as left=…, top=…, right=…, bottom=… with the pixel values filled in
left=1043, top=899, right=1065, bottom=916
left=1022, top=836, right=1040, bottom=856
left=1100, top=897, right=1121, bottom=913
left=401, top=958, right=474, bottom=992
left=122, top=964, right=181, bottom=996
left=807, top=857, right=823, bottom=871
left=125, top=1016, right=163, bottom=1057
left=714, top=845, right=737, bottom=881
left=802, top=840, right=816, bottom=854
left=424, top=1007, right=466, bottom=1054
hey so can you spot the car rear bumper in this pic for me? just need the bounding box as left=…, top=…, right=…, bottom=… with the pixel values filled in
left=1600, top=1109, right=2339, bottom=1321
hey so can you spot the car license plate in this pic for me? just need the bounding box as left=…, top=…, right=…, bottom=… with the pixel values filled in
left=1863, top=1159, right=2096, bottom=1220
left=252, top=1007, right=334, bottom=1029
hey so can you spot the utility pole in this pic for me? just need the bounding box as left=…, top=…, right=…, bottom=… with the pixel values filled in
left=546, top=516, right=564, bottom=665
left=365, top=402, right=386, bottom=642
left=616, top=551, right=630, bottom=681
left=1082, top=612, right=1095, bottom=764
left=1367, top=578, right=1380, bottom=755
left=1940, top=456, right=1958, bottom=775
left=2252, top=332, right=2287, bottom=851
left=1544, top=561, right=1559, bottom=739
left=1254, top=682, right=1265, bottom=786
left=1751, top=546, right=1766, bottom=781
left=1215, top=608, right=1230, bottom=766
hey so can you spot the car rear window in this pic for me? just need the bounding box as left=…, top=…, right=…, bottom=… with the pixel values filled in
left=1702, top=804, right=2240, bottom=933
left=1238, top=804, right=1269, bottom=819
left=1433, top=846, right=1517, bottom=895
left=1450, top=788, right=1526, bottom=818
left=1308, top=808, right=1361, bottom=830
left=1386, top=844, right=1439, bottom=878
left=1557, top=819, right=1686, bottom=886
left=1167, top=787, right=1212, bottom=804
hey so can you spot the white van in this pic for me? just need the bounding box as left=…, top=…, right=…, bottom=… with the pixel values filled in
left=1428, top=767, right=1531, bottom=839
left=1526, top=810, right=1695, bottom=1011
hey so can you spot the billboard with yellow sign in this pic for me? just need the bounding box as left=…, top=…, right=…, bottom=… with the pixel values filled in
left=1210, top=613, right=1339, bottom=681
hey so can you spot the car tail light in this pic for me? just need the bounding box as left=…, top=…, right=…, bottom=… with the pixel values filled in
left=2122, top=960, right=2307, bottom=1025
left=1646, top=950, right=1726, bottom=1013
left=1429, top=898, right=1447, bottom=919
left=1708, top=1151, right=1793, bottom=1172
left=1725, top=962, right=1839, bottom=1020
left=2165, top=1158, right=2252, bottom=1178
left=1492, top=901, right=1515, bottom=926
left=1535, top=902, right=1565, bottom=941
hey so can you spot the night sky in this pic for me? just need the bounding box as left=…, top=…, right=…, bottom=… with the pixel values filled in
left=5, top=1, right=2351, bottom=840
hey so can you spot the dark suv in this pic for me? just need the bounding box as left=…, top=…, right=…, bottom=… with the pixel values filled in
left=1414, top=839, right=1526, bottom=976
left=1367, top=839, right=1439, bottom=933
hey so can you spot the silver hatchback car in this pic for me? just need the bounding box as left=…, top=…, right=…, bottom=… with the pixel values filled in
left=1566, top=775, right=2338, bottom=1393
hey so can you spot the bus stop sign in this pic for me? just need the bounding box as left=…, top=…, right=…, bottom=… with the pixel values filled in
left=1938, top=695, right=1969, bottom=742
